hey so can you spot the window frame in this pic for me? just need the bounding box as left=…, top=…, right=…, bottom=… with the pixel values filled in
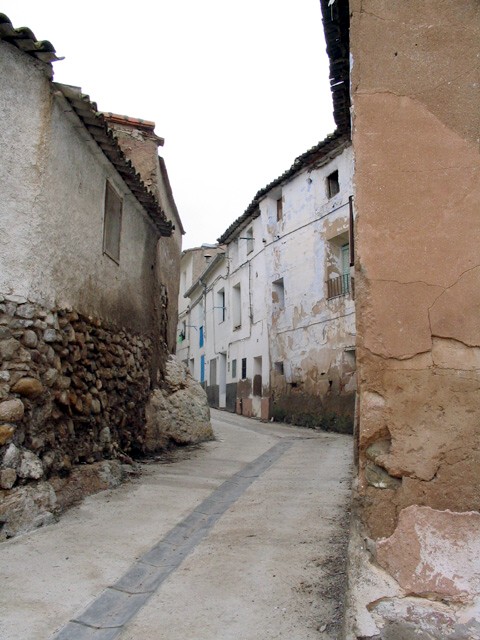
left=103, top=180, right=123, bottom=264
left=326, top=170, right=340, bottom=199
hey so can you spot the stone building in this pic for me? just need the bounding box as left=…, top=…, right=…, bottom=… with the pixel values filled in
left=319, top=1, right=480, bottom=637
left=0, top=15, right=183, bottom=537
left=178, top=135, right=356, bottom=430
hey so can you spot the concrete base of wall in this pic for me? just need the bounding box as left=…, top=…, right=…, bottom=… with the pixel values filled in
left=272, top=391, right=354, bottom=434
left=206, top=384, right=219, bottom=408
left=226, top=383, right=237, bottom=413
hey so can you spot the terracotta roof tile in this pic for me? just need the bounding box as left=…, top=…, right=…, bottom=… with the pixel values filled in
left=55, top=84, right=173, bottom=236
left=1, top=14, right=172, bottom=236
left=319, top=0, right=350, bottom=134
left=0, top=13, right=63, bottom=64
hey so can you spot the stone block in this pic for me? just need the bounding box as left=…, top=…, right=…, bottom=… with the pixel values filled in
left=0, top=424, right=15, bottom=446
left=0, top=337, right=21, bottom=360
left=0, top=468, right=17, bottom=489
left=365, top=462, right=401, bottom=490
left=370, top=596, right=480, bottom=640
left=18, top=451, right=44, bottom=480
left=0, top=398, right=24, bottom=422
left=11, top=377, right=44, bottom=398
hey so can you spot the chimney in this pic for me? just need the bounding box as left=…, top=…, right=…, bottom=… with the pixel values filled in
left=102, top=113, right=164, bottom=200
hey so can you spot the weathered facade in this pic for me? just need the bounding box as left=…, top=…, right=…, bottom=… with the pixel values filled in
left=103, top=113, right=184, bottom=354
left=320, top=1, right=480, bottom=637
left=178, top=136, right=356, bottom=430
left=0, top=15, right=183, bottom=538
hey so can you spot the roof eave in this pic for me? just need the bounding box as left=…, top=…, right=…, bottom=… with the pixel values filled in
left=184, top=252, right=226, bottom=298
left=217, top=132, right=350, bottom=245
left=54, top=83, right=173, bottom=237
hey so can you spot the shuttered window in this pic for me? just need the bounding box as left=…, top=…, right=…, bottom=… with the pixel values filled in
left=103, top=181, right=123, bottom=263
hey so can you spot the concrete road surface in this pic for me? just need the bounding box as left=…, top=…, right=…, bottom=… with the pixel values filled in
left=1, top=409, right=353, bottom=640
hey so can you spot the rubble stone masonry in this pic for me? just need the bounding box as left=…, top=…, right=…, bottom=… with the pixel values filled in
left=0, top=293, right=163, bottom=539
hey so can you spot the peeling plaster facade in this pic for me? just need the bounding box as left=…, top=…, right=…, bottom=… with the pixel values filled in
left=265, top=142, right=355, bottom=429
left=178, top=138, right=356, bottom=428
left=318, top=0, right=480, bottom=637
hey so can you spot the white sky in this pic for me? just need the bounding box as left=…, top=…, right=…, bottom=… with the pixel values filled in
left=2, top=1, right=335, bottom=249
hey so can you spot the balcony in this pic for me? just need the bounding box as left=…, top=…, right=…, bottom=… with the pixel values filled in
left=327, top=273, right=352, bottom=299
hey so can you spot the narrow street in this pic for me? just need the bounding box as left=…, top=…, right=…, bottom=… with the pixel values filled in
left=1, top=410, right=353, bottom=640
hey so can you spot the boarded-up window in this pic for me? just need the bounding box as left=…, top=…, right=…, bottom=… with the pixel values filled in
left=103, top=181, right=123, bottom=263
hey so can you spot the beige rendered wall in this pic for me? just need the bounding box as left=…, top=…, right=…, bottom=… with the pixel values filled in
left=346, top=2, right=480, bottom=635
left=350, top=0, right=480, bottom=539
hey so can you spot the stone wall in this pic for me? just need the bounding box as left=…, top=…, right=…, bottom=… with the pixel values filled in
left=0, top=293, right=168, bottom=538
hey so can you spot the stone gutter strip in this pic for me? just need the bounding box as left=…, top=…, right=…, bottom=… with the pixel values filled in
left=51, top=438, right=294, bottom=639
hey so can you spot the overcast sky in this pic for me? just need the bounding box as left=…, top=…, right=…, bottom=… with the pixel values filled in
left=2, top=1, right=335, bottom=249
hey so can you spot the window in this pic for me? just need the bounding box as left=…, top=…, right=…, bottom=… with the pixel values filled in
left=103, top=181, right=123, bottom=263
left=217, top=289, right=225, bottom=322
left=199, top=325, right=204, bottom=348
left=232, top=283, right=241, bottom=329
left=241, top=358, right=247, bottom=380
left=326, top=170, right=340, bottom=199
left=178, top=321, right=186, bottom=343
left=274, top=361, right=284, bottom=375
left=200, top=355, right=205, bottom=383
left=276, top=197, right=283, bottom=221
left=246, top=227, right=254, bottom=254
left=326, top=236, right=351, bottom=299
left=272, top=278, right=285, bottom=311
left=231, top=359, right=237, bottom=379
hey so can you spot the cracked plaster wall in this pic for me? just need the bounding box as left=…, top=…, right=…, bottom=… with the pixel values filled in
left=351, top=0, right=480, bottom=537
left=264, top=146, right=356, bottom=428
left=347, top=1, right=480, bottom=637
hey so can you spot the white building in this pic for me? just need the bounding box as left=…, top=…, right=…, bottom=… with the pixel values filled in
left=178, top=132, right=355, bottom=430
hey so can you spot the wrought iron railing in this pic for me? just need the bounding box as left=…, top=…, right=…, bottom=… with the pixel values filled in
left=327, top=273, right=351, bottom=299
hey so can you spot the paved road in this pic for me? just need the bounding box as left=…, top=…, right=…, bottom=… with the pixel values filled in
left=1, top=409, right=353, bottom=640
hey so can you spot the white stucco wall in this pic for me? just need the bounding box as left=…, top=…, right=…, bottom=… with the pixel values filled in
left=0, top=42, right=160, bottom=334
left=262, top=144, right=356, bottom=416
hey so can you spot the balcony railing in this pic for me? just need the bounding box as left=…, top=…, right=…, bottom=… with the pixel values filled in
left=327, top=273, right=351, bottom=299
